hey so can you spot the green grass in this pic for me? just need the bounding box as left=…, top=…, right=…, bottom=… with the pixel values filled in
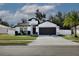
left=0, top=40, right=32, bottom=45
left=0, top=35, right=37, bottom=45
left=64, top=35, right=79, bottom=43
left=0, top=35, right=36, bottom=40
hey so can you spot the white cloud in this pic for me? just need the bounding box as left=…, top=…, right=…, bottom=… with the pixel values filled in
left=0, top=10, right=11, bottom=18
left=0, top=4, right=60, bottom=25
left=21, top=4, right=57, bottom=14
left=16, top=3, right=60, bottom=20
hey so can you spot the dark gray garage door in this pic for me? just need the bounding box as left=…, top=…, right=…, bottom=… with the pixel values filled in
left=39, top=27, right=56, bottom=35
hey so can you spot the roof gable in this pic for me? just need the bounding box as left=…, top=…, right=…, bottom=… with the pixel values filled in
left=38, top=21, right=58, bottom=27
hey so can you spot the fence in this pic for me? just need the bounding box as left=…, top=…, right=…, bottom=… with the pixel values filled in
left=59, top=30, right=71, bottom=35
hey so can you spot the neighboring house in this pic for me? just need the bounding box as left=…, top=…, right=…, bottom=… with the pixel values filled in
left=72, top=25, right=79, bottom=34
left=8, top=28, right=15, bottom=35
left=76, top=26, right=79, bottom=34
left=0, top=24, right=15, bottom=35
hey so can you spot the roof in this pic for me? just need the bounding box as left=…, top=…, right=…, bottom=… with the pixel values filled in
left=0, top=24, right=15, bottom=30
left=38, top=21, right=58, bottom=27
left=0, top=24, right=9, bottom=28
left=14, top=22, right=29, bottom=27
left=28, top=18, right=38, bottom=21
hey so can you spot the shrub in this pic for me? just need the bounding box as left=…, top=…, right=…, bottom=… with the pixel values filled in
left=31, top=34, right=38, bottom=37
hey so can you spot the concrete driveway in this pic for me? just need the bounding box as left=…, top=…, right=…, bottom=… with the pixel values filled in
left=28, top=36, right=79, bottom=46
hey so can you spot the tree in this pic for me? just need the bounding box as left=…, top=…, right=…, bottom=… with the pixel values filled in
left=0, top=18, right=9, bottom=26
left=55, top=12, right=65, bottom=28
left=1, top=21, right=9, bottom=26
left=63, top=11, right=79, bottom=37
left=48, top=15, right=54, bottom=22
left=49, top=12, right=65, bottom=29
left=35, top=9, right=46, bottom=24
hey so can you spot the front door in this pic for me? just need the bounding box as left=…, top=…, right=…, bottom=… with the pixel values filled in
left=33, top=27, right=36, bottom=34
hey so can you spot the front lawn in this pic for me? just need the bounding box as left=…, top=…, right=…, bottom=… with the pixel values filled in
left=0, top=35, right=37, bottom=45
left=64, top=35, right=79, bottom=43
left=0, top=40, right=32, bottom=45
left=0, top=35, right=36, bottom=40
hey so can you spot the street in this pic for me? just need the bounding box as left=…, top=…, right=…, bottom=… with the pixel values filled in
left=0, top=45, right=79, bottom=56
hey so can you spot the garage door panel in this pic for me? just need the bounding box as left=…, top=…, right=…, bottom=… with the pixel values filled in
left=39, top=27, right=56, bottom=35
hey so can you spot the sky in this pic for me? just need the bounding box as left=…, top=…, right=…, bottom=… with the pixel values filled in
left=0, top=3, right=79, bottom=25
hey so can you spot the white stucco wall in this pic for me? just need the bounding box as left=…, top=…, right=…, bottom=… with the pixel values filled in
left=59, top=30, right=71, bottom=35
left=0, top=27, right=15, bottom=35
left=8, top=29, right=15, bottom=35
left=76, top=30, right=79, bottom=34
left=0, top=27, right=8, bottom=34
left=27, top=26, right=33, bottom=35
left=36, top=26, right=39, bottom=35
left=15, top=27, right=20, bottom=33
left=56, top=26, right=60, bottom=35
left=27, top=26, right=32, bottom=31
left=28, top=20, right=38, bottom=25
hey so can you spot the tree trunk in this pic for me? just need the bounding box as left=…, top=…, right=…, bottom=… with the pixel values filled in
left=71, top=28, right=74, bottom=35
left=74, top=26, right=77, bottom=37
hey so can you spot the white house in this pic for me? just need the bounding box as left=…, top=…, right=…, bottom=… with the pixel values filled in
left=14, top=18, right=71, bottom=35
left=0, top=24, right=15, bottom=35
left=76, top=26, right=79, bottom=34
left=72, top=25, right=79, bottom=34
left=8, top=28, right=15, bottom=35
left=28, top=20, right=71, bottom=35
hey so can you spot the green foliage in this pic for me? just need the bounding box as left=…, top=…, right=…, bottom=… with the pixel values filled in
left=49, top=12, right=67, bottom=29
left=31, top=34, right=38, bottom=37
left=0, top=35, right=36, bottom=40
left=0, top=18, right=9, bottom=26
left=0, top=40, right=32, bottom=45
left=64, top=35, right=79, bottom=43
left=63, top=11, right=79, bottom=27
left=1, top=21, right=9, bottom=26
left=0, top=35, right=37, bottom=45
left=63, top=11, right=79, bottom=37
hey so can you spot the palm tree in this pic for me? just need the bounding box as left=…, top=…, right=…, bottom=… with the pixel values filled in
left=63, top=11, right=79, bottom=37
